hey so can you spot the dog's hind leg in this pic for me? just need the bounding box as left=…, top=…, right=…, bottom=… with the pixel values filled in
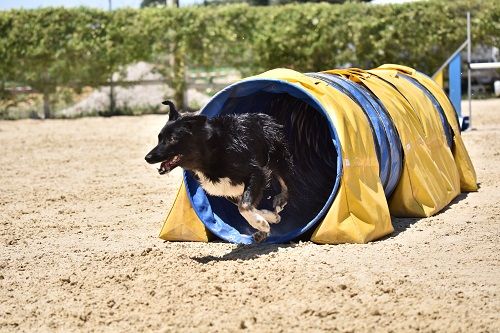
left=273, top=175, right=289, bottom=214
left=239, top=169, right=271, bottom=242
left=238, top=206, right=271, bottom=243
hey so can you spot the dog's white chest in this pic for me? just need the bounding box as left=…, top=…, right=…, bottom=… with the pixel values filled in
left=194, top=171, right=244, bottom=198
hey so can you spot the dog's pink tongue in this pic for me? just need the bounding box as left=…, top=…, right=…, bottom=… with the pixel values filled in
left=159, top=156, right=179, bottom=174
left=158, top=161, right=169, bottom=175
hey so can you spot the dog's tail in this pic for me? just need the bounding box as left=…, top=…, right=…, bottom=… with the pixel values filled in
left=162, top=100, right=180, bottom=120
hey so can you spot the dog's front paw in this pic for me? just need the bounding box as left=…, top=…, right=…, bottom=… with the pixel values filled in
left=259, top=209, right=281, bottom=224
left=270, top=213, right=281, bottom=224
left=252, top=231, right=269, bottom=243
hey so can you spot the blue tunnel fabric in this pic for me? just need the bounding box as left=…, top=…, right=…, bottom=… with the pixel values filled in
left=184, top=79, right=344, bottom=244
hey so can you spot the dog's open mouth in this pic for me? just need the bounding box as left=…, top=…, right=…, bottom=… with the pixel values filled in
left=158, top=155, right=182, bottom=175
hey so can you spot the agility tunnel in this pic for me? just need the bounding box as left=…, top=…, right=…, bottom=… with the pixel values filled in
left=159, top=64, right=477, bottom=245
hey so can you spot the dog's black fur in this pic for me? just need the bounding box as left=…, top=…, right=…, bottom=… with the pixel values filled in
left=145, top=100, right=293, bottom=242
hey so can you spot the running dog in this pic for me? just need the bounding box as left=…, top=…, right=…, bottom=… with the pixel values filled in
left=145, top=100, right=293, bottom=242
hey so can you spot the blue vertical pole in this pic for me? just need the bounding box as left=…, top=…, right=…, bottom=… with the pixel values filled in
left=449, top=53, right=462, bottom=118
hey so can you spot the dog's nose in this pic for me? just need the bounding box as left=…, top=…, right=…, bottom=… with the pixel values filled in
left=145, top=154, right=153, bottom=163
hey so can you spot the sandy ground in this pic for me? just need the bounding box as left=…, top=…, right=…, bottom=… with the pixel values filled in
left=0, top=99, right=499, bottom=333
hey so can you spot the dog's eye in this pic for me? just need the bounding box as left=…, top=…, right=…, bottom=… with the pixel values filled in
left=160, top=136, right=176, bottom=145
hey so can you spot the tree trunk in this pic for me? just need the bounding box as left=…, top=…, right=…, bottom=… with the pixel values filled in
left=43, top=91, right=51, bottom=119
left=172, top=46, right=187, bottom=111
left=109, top=79, right=116, bottom=115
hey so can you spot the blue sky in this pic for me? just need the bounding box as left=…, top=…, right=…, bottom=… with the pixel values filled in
left=0, top=0, right=415, bottom=10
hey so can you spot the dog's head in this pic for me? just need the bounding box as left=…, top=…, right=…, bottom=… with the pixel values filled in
left=145, top=100, right=208, bottom=174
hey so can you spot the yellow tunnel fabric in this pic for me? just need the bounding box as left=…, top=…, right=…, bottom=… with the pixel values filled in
left=434, top=70, right=444, bottom=88
left=377, top=64, right=477, bottom=192
left=159, top=181, right=211, bottom=242
left=324, top=67, right=461, bottom=217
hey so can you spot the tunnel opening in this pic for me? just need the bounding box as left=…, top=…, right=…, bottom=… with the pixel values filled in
left=184, top=79, right=342, bottom=244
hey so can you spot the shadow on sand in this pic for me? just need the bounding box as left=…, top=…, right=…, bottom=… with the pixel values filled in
left=190, top=243, right=298, bottom=263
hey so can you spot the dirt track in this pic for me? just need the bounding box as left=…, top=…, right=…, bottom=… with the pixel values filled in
left=0, top=99, right=499, bottom=333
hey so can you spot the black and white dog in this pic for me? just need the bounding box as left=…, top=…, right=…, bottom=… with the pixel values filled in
left=145, top=101, right=293, bottom=242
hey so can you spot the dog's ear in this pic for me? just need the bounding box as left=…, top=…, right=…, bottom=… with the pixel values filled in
left=162, top=100, right=179, bottom=121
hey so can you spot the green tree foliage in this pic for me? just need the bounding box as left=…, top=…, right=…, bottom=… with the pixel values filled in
left=0, top=0, right=498, bottom=115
